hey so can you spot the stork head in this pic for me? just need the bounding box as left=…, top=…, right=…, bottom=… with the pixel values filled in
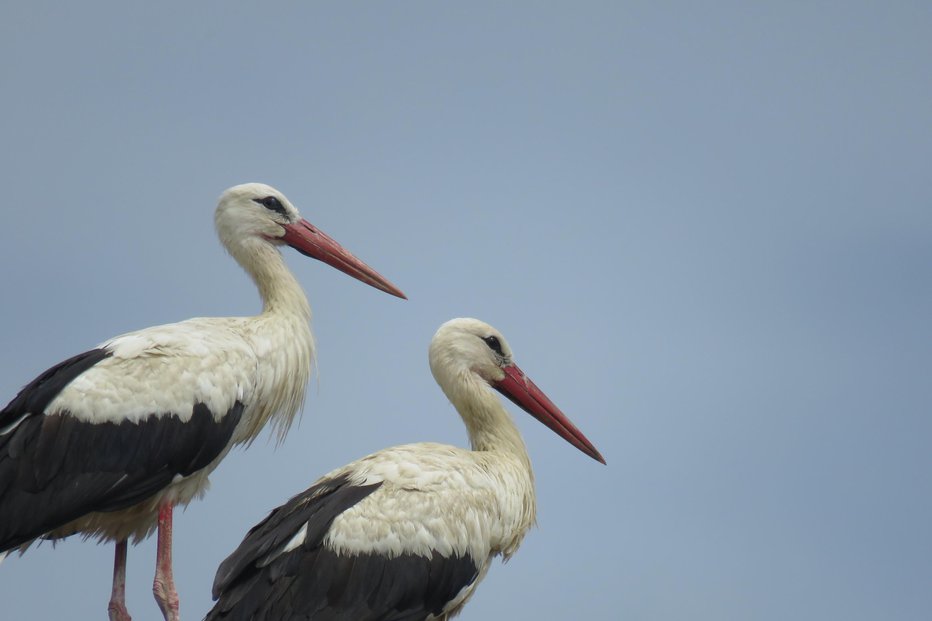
left=430, top=318, right=605, bottom=464
left=215, top=183, right=406, bottom=299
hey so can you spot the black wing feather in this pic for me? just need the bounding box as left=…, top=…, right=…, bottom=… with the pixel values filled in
left=0, top=348, right=112, bottom=430
left=0, top=348, right=244, bottom=550
left=212, top=474, right=381, bottom=598
left=207, top=475, right=481, bottom=621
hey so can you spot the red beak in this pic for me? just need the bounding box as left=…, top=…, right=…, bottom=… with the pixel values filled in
left=280, top=219, right=407, bottom=299
left=493, top=364, right=605, bottom=464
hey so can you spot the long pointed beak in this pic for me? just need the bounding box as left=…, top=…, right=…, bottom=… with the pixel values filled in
left=280, top=219, right=407, bottom=299
left=493, top=364, right=605, bottom=464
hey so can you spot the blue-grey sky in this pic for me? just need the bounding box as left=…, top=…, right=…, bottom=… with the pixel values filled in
left=1, top=3, right=930, bottom=620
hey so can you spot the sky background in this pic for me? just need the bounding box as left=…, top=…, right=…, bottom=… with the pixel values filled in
left=1, top=2, right=930, bottom=620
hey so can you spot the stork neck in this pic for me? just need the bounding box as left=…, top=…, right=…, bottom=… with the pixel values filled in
left=240, top=243, right=311, bottom=320
left=455, top=376, right=532, bottom=469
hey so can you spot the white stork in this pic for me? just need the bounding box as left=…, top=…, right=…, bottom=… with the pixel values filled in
left=207, top=317, right=605, bottom=620
left=0, top=183, right=405, bottom=621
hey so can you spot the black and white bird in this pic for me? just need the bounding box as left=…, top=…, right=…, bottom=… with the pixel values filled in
left=207, top=317, right=605, bottom=621
left=0, top=183, right=405, bottom=621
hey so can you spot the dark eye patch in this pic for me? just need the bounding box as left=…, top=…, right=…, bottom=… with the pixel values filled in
left=482, top=335, right=504, bottom=357
left=253, top=196, right=287, bottom=216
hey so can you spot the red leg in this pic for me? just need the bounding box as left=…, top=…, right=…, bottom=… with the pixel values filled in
left=108, top=539, right=132, bottom=621
left=152, top=503, right=180, bottom=621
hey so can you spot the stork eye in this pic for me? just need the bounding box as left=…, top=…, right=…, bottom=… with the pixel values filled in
left=253, top=196, right=287, bottom=216
left=482, top=335, right=504, bottom=356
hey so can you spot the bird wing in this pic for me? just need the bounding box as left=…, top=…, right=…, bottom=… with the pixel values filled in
left=207, top=447, right=489, bottom=621
left=0, top=319, right=258, bottom=551
left=208, top=473, right=384, bottom=619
